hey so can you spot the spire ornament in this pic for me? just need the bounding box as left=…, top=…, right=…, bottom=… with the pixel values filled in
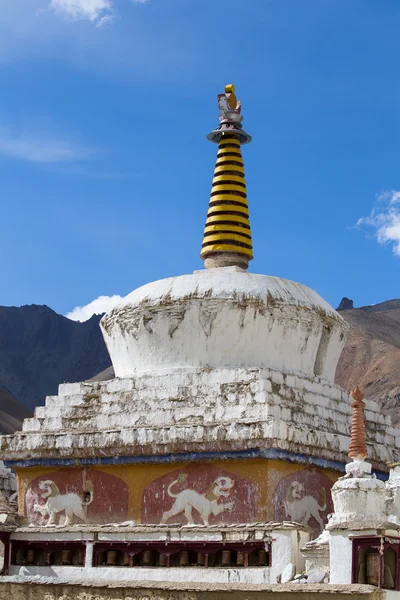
left=348, top=387, right=368, bottom=461
left=200, top=84, right=253, bottom=270
left=342, top=386, right=372, bottom=479
left=330, top=385, right=387, bottom=526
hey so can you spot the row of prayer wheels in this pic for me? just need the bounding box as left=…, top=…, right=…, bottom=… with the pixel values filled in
left=21, top=548, right=84, bottom=566
left=102, top=548, right=268, bottom=567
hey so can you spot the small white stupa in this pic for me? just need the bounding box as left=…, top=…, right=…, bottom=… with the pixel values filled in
left=330, top=387, right=386, bottom=527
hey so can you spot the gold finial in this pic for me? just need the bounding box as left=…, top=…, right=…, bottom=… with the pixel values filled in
left=225, top=84, right=237, bottom=110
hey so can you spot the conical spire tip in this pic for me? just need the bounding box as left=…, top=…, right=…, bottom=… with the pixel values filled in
left=200, top=85, right=253, bottom=270
left=348, top=387, right=368, bottom=461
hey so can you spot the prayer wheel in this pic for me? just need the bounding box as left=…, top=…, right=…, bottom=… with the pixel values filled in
left=106, top=550, right=117, bottom=566
left=61, top=550, right=72, bottom=565
left=74, top=549, right=84, bottom=566
left=221, top=550, right=231, bottom=567
left=179, top=550, right=189, bottom=566
left=159, top=553, right=169, bottom=567
left=197, top=552, right=206, bottom=566
left=366, top=552, right=380, bottom=586
left=258, top=549, right=267, bottom=565
left=236, top=551, right=245, bottom=566
left=26, top=549, right=35, bottom=564
left=142, top=550, right=153, bottom=566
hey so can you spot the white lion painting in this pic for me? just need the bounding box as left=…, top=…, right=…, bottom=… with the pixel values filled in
left=283, top=481, right=326, bottom=529
left=33, top=480, right=93, bottom=526
left=161, top=474, right=235, bottom=525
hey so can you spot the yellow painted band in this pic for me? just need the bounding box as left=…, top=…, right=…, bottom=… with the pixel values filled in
left=215, top=161, right=244, bottom=168
left=209, top=194, right=249, bottom=204
left=211, top=184, right=247, bottom=194
left=218, top=146, right=242, bottom=153
left=207, top=203, right=249, bottom=216
left=213, top=174, right=246, bottom=184
left=216, top=155, right=244, bottom=165
left=205, top=214, right=250, bottom=226
left=203, top=233, right=253, bottom=245
left=219, top=137, right=240, bottom=146
left=214, top=165, right=245, bottom=175
left=217, top=152, right=242, bottom=161
left=201, top=244, right=253, bottom=258
left=208, top=201, right=249, bottom=213
left=205, top=224, right=252, bottom=236
left=206, top=217, right=250, bottom=228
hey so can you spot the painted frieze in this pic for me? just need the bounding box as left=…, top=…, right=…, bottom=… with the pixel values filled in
left=273, top=467, right=334, bottom=535
left=25, top=469, right=129, bottom=526
left=142, top=463, right=258, bottom=525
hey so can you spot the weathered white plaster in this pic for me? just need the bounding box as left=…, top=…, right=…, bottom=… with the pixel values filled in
left=345, top=460, right=372, bottom=477
left=3, top=367, right=398, bottom=470
left=301, top=530, right=330, bottom=573
left=0, top=460, right=16, bottom=492
left=270, top=531, right=299, bottom=582
left=386, top=466, right=400, bottom=524
left=100, top=268, right=348, bottom=382
left=85, top=541, right=94, bottom=569
left=292, top=530, right=310, bottom=575
left=13, top=522, right=308, bottom=536
left=385, top=591, right=400, bottom=600
left=329, top=531, right=353, bottom=584
left=11, top=531, right=95, bottom=542
left=9, top=565, right=273, bottom=584
left=330, top=477, right=386, bottom=525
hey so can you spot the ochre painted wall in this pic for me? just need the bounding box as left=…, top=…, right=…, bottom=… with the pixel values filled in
left=17, top=459, right=339, bottom=535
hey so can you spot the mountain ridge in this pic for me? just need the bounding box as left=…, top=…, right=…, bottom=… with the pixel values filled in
left=0, top=304, right=110, bottom=413
left=335, top=297, right=400, bottom=423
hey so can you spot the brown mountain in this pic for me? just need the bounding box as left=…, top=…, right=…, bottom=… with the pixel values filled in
left=335, top=298, right=400, bottom=423
left=0, top=388, right=31, bottom=434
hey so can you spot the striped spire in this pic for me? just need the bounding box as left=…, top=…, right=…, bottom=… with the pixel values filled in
left=200, top=85, right=253, bottom=270
left=349, top=387, right=368, bottom=461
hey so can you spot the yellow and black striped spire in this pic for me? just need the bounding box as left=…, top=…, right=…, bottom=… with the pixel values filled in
left=200, top=84, right=253, bottom=270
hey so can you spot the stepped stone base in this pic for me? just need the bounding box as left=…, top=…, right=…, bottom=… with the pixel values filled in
left=1, top=368, right=398, bottom=470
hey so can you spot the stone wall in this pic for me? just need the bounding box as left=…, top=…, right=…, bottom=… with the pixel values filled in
left=0, top=580, right=387, bottom=600
left=0, top=461, right=15, bottom=493
left=2, top=368, right=398, bottom=470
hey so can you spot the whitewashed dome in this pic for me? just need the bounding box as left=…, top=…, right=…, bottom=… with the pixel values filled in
left=100, top=267, right=348, bottom=382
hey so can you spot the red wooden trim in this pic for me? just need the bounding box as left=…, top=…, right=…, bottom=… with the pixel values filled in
left=352, top=536, right=400, bottom=590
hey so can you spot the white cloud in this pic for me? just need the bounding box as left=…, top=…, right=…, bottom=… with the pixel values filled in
left=357, top=190, right=400, bottom=256
left=48, top=0, right=114, bottom=26
left=0, top=128, right=96, bottom=163
left=47, top=0, right=149, bottom=26
left=66, top=295, right=123, bottom=322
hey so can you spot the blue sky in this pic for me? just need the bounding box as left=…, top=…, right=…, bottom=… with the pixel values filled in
left=1, top=0, right=400, bottom=320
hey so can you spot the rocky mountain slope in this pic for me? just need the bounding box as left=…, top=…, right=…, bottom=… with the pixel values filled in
left=0, top=388, right=31, bottom=434
left=335, top=298, right=400, bottom=423
left=0, top=305, right=110, bottom=418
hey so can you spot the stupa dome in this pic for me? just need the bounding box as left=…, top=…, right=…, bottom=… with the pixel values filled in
left=100, top=266, right=348, bottom=382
